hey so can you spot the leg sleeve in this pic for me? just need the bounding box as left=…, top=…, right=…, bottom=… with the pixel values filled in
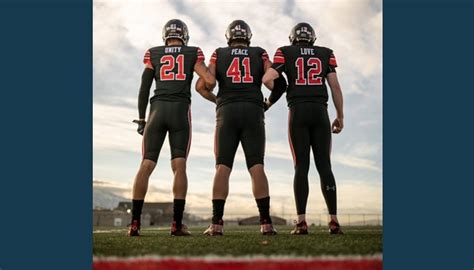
left=310, top=107, right=337, bottom=215
left=289, top=108, right=311, bottom=215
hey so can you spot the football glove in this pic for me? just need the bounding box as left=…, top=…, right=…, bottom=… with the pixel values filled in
left=263, top=98, right=270, bottom=112
left=132, top=119, right=146, bottom=135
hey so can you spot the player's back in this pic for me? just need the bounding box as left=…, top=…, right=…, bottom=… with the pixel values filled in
left=274, top=45, right=337, bottom=107
left=145, top=45, right=204, bottom=104
left=211, top=46, right=269, bottom=108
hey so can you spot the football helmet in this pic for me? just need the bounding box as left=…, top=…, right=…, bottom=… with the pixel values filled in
left=225, top=20, right=252, bottom=46
left=289, top=22, right=316, bottom=45
left=162, top=19, right=189, bottom=45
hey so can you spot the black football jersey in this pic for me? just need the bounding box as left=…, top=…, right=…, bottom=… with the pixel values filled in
left=210, top=46, right=269, bottom=108
left=144, top=45, right=204, bottom=104
left=272, top=45, right=337, bottom=107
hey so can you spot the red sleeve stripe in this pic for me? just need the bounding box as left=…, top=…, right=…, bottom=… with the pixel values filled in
left=209, top=50, right=217, bottom=65
left=273, top=48, right=285, bottom=64
left=196, top=48, right=205, bottom=62
left=143, top=50, right=151, bottom=65
left=329, top=56, right=337, bottom=67
left=273, top=56, right=285, bottom=64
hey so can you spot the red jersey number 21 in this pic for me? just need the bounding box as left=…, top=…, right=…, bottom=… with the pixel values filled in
left=160, top=54, right=186, bottom=81
left=226, top=57, right=253, bottom=83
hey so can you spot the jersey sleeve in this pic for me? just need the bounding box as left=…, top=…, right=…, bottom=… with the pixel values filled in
left=271, top=48, right=286, bottom=74
left=327, top=52, right=338, bottom=73
left=196, top=47, right=205, bottom=63
left=261, top=49, right=270, bottom=63
left=209, top=49, right=217, bottom=65
left=143, top=50, right=151, bottom=65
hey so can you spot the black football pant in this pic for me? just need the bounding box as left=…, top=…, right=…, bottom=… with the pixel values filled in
left=288, top=102, right=337, bottom=215
left=215, top=102, right=265, bottom=169
left=142, top=100, right=191, bottom=162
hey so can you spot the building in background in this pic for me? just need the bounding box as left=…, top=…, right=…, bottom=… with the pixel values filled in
left=94, top=201, right=175, bottom=227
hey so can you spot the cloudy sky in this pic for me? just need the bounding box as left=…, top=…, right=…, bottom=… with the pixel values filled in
left=93, top=0, right=382, bottom=222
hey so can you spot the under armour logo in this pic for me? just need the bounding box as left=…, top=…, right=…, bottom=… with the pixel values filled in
left=326, top=185, right=336, bottom=191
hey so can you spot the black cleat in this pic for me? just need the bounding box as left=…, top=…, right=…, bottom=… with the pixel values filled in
left=260, top=223, right=277, bottom=235
left=291, top=220, right=309, bottom=235
left=127, top=220, right=140, bottom=237
left=203, top=220, right=224, bottom=236
left=329, top=220, right=344, bottom=235
left=170, top=221, right=191, bottom=236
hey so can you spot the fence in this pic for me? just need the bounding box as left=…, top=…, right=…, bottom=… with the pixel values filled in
left=186, top=211, right=383, bottom=226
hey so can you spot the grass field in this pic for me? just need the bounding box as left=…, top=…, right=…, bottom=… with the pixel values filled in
left=93, top=225, right=382, bottom=257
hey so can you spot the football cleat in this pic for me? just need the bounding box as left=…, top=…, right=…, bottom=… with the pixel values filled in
left=127, top=220, right=140, bottom=237
left=203, top=220, right=224, bottom=236
left=290, top=220, right=309, bottom=235
left=260, top=223, right=277, bottom=235
left=170, top=221, right=191, bottom=236
left=328, top=220, right=344, bottom=235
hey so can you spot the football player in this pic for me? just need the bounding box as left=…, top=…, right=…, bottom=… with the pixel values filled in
left=128, top=19, right=215, bottom=237
left=196, top=20, right=277, bottom=236
left=262, top=22, right=345, bottom=235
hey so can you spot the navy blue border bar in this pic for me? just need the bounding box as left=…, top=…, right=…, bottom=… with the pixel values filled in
left=0, top=1, right=92, bottom=269
left=384, top=0, right=474, bottom=269
left=1, top=0, right=473, bottom=269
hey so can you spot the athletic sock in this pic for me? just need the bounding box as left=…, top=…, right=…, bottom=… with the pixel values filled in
left=212, top=199, right=226, bottom=224
left=173, top=199, right=186, bottom=229
left=256, top=196, right=272, bottom=224
left=131, top=199, right=144, bottom=224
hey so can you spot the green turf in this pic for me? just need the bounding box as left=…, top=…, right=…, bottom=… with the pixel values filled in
left=93, top=225, right=382, bottom=257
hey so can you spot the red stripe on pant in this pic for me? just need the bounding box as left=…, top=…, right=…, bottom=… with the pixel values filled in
left=214, top=127, right=217, bottom=159
left=141, top=128, right=146, bottom=160
left=329, top=132, right=332, bottom=157
left=186, top=105, right=192, bottom=158
left=288, top=109, right=296, bottom=166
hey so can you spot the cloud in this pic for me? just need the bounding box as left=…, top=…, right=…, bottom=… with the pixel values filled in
left=333, top=154, right=381, bottom=172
